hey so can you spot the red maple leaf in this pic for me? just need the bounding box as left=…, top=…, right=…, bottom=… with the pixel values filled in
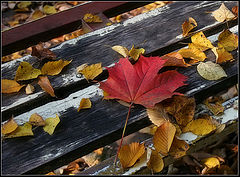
left=99, top=55, right=187, bottom=108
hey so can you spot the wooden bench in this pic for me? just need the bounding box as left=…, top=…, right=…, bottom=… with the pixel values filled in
left=2, top=1, right=238, bottom=175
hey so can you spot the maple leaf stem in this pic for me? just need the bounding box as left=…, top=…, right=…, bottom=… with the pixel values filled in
left=114, top=102, right=133, bottom=166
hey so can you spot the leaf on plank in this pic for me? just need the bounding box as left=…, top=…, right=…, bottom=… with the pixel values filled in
left=218, top=29, right=238, bottom=52
left=112, top=45, right=129, bottom=58
left=43, top=5, right=57, bottom=14
left=43, top=114, right=60, bottom=135
left=83, top=13, right=102, bottom=23
left=178, top=47, right=206, bottom=62
left=29, top=113, right=46, bottom=126
left=1, top=116, right=18, bottom=135
left=147, top=103, right=168, bottom=127
left=17, top=1, right=31, bottom=9
left=79, top=63, right=103, bottom=81
left=162, top=52, right=191, bottom=67
left=169, top=136, right=189, bottom=159
left=147, top=150, right=164, bottom=173
left=129, top=45, right=145, bottom=61
left=31, top=44, right=57, bottom=60
left=77, top=98, right=92, bottom=112
left=4, top=122, right=34, bottom=138
left=197, top=61, right=227, bottom=80
left=190, top=31, right=214, bottom=51
left=204, top=97, right=224, bottom=116
left=38, top=76, right=56, bottom=97
left=25, top=84, right=35, bottom=94
left=182, top=17, right=197, bottom=37
left=212, top=3, right=235, bottom=22
left=212, top=47, right=234, bottom=64
left=41, top=59, right=72, bottom=76
left=15, top=61, right=42, bottom=81
left=201, top=157, right=220, bottom=169
left=1, top=79, right=25, bottom=93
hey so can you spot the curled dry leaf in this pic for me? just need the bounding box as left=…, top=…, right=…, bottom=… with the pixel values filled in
left=182, top=118, right=216, bottom=136
left=83, top=13, right=102, bottom=23
left=4, top=122, right=34, bottom=139
left=31, top=44, right=57, bottom=60
left=25, top=84, right=35, bottom=94
left=201, top=157, right=220, bottom=169
left=178, top=47, right=206, bottom=61
left=1, top=79, right=25, bottom=93
left=212, top=47, right=233, bottom=64
left=43, top=5, right=57, bottom=14
left=153, top=121, right=176, bottom=156
left=15, top=61, right=42, bottom=81
left=41, top=59, right=72, bottom=76
left=212, top=3, right=235, bottom=22
left=129, top=45, right=145, bottom=61
left=43, top=114, right=60, bottom=135
left=79, top=63, right=103, bottom=81
left=29, top=9, right=45, bottom=21
left=232, top=6, right=238, bottom=16
left=147, top=103, right=168, bottom=127
left=112, top=45, right=129, bottom=58
left=218, top=29, right=238, bottom=52
left=197, top=61, right=227, bottom=80
left=77, top=98, right=92, bottom=112
left=182, top=17, right=197, bottom=37
left=1, top=116, right=18, bottom=135
left=147, top=150, right=164, bottom=173
left=29, top=113, right=46, bottom=126
left=204, top=97, right=224, bottom=115
left=38, top=76, right=56, bottom=97
left=76, top=63, right=88, bottom=73
left=162, top=52, right=191, bottom=67
left=118, top=142, right=145, bottom=168
left=169, top=136, right=189, bottom=159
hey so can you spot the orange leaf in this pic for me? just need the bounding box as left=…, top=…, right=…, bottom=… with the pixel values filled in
left=147, top=150, right=164, bottom=173
left=162, top=52, right=191, bottom=67
left=1, top=116, right=18, bottom=135
left=38, top=76, right=56, bottom=97
left=1, top=79, right=25, bottom=93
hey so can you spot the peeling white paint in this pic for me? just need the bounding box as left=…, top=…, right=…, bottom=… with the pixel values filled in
left=214, top=107, right=238, bottom=124
left=178, top=132, right=198, bottom=144
left=186, top=84, right=206, bottom=96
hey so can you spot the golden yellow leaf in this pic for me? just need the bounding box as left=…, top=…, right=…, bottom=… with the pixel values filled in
left=76, top=63, right=88, bottom=73
left=25, top=84, right=35, bottom=94
left=41, top=60, right=72, bottom=76
left=129, top=45, right=145, bottom=61
left=15, top=61, right=42, bottom=81
left=197, top=61, right=227, bottom=80
left=218, top=29, right=238, bottom=51
left=77, top=98, right=92, bottom=112
left=17, top=2, right=31, bottom=9
left=174, top=123, right=182, bottom=137
left=118, top=142, right=145, bottom=168
left=147, top=150, right=164, bottom=173
left=182, top=118, right=216, bottom=135
left=1, top=79, right=25, bottom=93
left=212, top=3, right=235, bottom=22
left=79, top=63, right=103, bottom=80
left=169, top=137, right=189, bottom=159
left=83, top=13, right=102, bottom=23
left=188, top=43, right=209, bottom=52
left=30, top=9, right=45, bottom=20
left=178, top=48, right=206, bottom=61
left=8, top=20, right=19, bottom=27
left=153, top=121, right=176, bottom=156
left=112, top=45, right=129, bottom=58
left=1, top=117, right=18, bottom=135
left=212, top=47, right=233, bottom=64
left=162, top=52, right=191, bottom=67
left=29, top=113, right=46, bottom=126
left=46, top=172, right=56, bottom=175
left=182, top=17, right=197, bottom=37
left=191, top=31, right=214, bottom=50
left=4, top=122, right=34, bottom=138
left=38, top=76, right=56, bottom=97
left=201, top=157, right=220, bottom=169
left=43, top=114, right=60, bottom=135
left=147, top=104, right=168, bottom=127
left=43, top=5, right=57, bottom=14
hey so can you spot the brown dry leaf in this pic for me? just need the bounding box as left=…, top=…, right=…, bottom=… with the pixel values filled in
left=29, top=9, right=45, bottom=20
left=4, top=122, right=34, bottom=138
left=129, top=45, right=145, bottom=61
left=83, top=13, right=102, bottom=23
left=41, top=60, right=72, bottom=76
left=232, top=6, right=238, bottom=16
left=25, top=84, right=35, bottom=94
left=169, top=136, right=189, bottom=159
left=182, top=17, right=197, bottom=37
left=178, top=47, right=206, bottom=61
left=15, top=61, right=42, bottom=81
left=191, top=31, right=214, bottom=51
left=212, top=3, right=236, bottom=22
left=112, top=45, right=129, bottom=58
left=218, top=29, right=238, bottom=52
left=1, top=116, right=18, bottom=135
left=31, top=44, right=57, bottom=60
left=147, top=150, right=164, bottom=173
left=204, top=97, right=224, bottom=115
left=1, top=79, right=25, bottom=93
left=147, top=103, right=168, bottom=127
left=182, top=118, right=216, bottom=135
left=29, top=113, right=46, bottom=126
left=174, top=123, right=182, bottom=137
left=7, top=20, right=19, bottom=27
left=212, top=47, right=234, bottom=64
left=43, top=114, right=60, bottom=135
left=38, top=76, right=56, bottom=97
left=17, top=2, right=31, bottom=9
left=162, top=52, right=191, bottom=67
left=79, top=63, right=103, bottom=81
left=201, top=157, right=220, bottom=169
left=13, top=13, right=29, bottom=21
left=77, top=98, right=92, bottom=112
left=153, top=121, right=176, bottom=156
left=197, top=61, right=227, bottom=80
left=118, top=142, right=145, bottom=168
left=43, top=5, right=57, bottom=14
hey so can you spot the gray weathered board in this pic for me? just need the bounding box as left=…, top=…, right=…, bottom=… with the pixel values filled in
left=1, top=1, right=238, bottom=175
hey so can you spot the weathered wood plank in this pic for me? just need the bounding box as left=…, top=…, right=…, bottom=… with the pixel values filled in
left=1, top=1, right=238, bottom=121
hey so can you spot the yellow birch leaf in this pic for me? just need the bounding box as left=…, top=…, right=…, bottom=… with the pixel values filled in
left=79, top=63, right=103, bottom=80
left=147, top=150, right=164, bottom=173
left=212, top=3, right=235, bottom=22
left=83, top=13, right=102, bottom=23
left=41, top=60, right=72, bottom=76
left=1, top=116, right=18, bottom=135
left=182, top=17, right=197, bottom=37
left=197, top=61, right=227, bottom=80
left=188, top=43, right=209, bottom=52
left=169, top=137, right=189, bottom=159
left=29, top=113, right=46, bottom=126
left=30, top=9, right=45, bottom=20
left=25, top=84, right=35, bottom=94
left=212, top=47, right=233, bottom=64
left=15, top=61, right=42, bottom=81
left=4, top=122, right=34, bottom=138
left=129, top=45, right=145, bottom=61
left=191, top=31, right=214, bottom=50
left=178, top=48, right=206, bottom=61
left=1, top=79, right=25, bottom=93
left=17, top=2, right=31, bottom=9
left=162, top=52, right=191, bottom=67
left=218, top=29, right=238, bottom=51
left=43, top=5, right=57, bottom=14
left=77, top=98, right=92, bottom=112
left=118, top=142, right=145, bottom=168
left=182, top=119, right=216, bottom=135
left=38, top=76, right=56, bottom=97
left=201, top=157, right=220, bottom=169
left=43, top=114, right=60, bottom=135
left=112, top=45, right=129, bottom=58
left=153, top=121, right=176, bottom=156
